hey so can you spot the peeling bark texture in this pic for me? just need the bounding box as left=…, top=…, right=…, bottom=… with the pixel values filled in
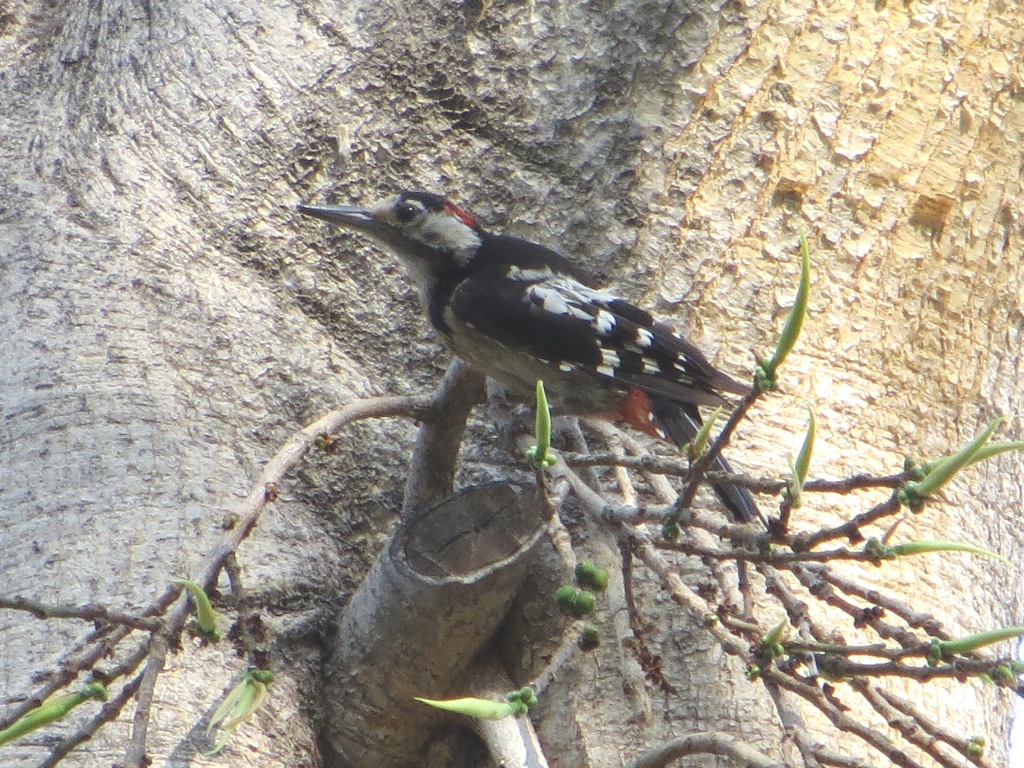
left=1, top=0, right=1023, bottom=767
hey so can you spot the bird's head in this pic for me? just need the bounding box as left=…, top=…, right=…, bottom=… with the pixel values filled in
left=298, top=191, right=484, bottom=276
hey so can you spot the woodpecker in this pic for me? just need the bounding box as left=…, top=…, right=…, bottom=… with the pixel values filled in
left=298, top=191, right=758, bottom=523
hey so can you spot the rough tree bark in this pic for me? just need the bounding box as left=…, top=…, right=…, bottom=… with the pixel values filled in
left=1, top=0, right=1022, bottom=766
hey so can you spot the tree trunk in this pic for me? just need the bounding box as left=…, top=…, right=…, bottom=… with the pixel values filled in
left=1, top=0, right=1021, bottom=766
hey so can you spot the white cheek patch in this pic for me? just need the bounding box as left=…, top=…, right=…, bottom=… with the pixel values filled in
left=417, top=216, right=482, bottom=259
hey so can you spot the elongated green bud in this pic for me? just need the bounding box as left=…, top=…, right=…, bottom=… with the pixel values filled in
left=526, top=380, right=557, bottom=468
left=0, top=682, right=108, bottom=747
left=967, top=440, right=1024, bottom=465
left=170, top=578, right=220, bottom=641
left=900, top=419, right=1002, bottom=508
left=927, top=626, right=1024, bottom=666
left=882, top=539, right=1012, bottom=567
left=760, top=619, right=788, bottom=658
left=414, top=696, right=515, bottom=720
left=207, top=670, right=272, bottom=754
left=786, top=408, right=815, bottom=507
left=758, top=229, right=810, bottom=389
left=686, top=407, right=723, bottom=460
left=208, top=678, right=253, bottom=737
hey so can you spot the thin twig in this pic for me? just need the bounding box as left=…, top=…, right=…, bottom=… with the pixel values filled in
left=0, top=597, right=163, bottom=632
left=123, top=636, right=167, bottom=768
left=39, top=672, right=146, bottom=768
left=529, top=620, right=585, bottom=698
left=0, top=625, right=133, bottom=731
left=674, top=387, right=764, bottom=523
left=626, top=731, right=785, bottom=768
left=799, top=564, right=951, bottom=640
left=657, top=540, right=908, bottom=565
left=788, top=564, right=945, bottom=649
left=872, top=685, right=990, bottom=765
left=849, top=680, right=974, bottom=768
left=793, top=495, right=902, bottom=550
left=763, top=668, right=929, bottom=768
left=565, top=452, right=910, bottom=494
left=761, top=677, right=821, bottom=768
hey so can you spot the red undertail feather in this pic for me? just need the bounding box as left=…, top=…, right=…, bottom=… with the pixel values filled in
left=619, top=388, right=668, bottom=441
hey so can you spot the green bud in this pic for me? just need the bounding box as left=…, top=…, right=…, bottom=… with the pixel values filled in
left=579, top=624, right=601, bottom=651
left=575, top=560, right=609, bottom=592
left=989, top=665, right=1015, bottom=686
left=758, top=228, right=810, bottom=388
left=901, top=418, right=1003, bottom=507
left=929, top=626, right=1024, bottom=665
left=967, top=735, right=986, bottom=760
left=170, top=578, right=220, bottom=641
left=526, top=380, right=557, bottom=468
left=887, top=540, right=1012, bottom=567
left=249, top=669, right=275, bottom=685
left=862, top=537, right=892, bottom=561
left=787, top=408, right=815, bottom=507
left=554, top=586, right=596, bottom=616
left=0, top=682, right=108, bottom=747
left=661, top=521, right=681, bottom=543
left=507, top=687, right=538, bottom=708
left=207, top=670, right=272, bottom=754
left=414, top=696, right=515, bottom=720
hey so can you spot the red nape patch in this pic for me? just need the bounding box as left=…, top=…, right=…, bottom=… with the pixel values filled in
left=443, top=201, right=477, bottom=229
left=619, top=388, right=665, bottom=440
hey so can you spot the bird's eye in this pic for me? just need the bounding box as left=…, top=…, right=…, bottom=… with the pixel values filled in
left=395, top=201, right=420, bottom=223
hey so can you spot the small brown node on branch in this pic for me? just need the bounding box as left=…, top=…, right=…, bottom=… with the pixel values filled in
left=853, top=606, right=885, bottom=629
left=316, top=433, right=340, bottom=453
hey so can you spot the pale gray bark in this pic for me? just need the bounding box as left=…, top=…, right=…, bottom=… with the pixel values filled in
left=2, top=0, right=1022, bottom=766
left=325, top=482, right=548, bottom=767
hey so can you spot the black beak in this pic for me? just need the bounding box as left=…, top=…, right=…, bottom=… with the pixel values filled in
left=297, top=203, right=379, bottom=233
left=298, top=200, right=423, bottom=258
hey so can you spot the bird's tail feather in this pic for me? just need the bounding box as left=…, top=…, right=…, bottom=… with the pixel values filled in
left=650, top=398, right=760, bottom=524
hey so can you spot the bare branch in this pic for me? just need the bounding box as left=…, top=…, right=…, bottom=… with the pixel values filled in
left=0, top=596, right=163, bottom=632
left=626, top=731, right=785, bottom=768
left=39, top=672, right=145, bottom=768
left=123, top=636, right=168, bottom=768
left=565, top=452, right=910, bottom=494
left=402, top=359, right=485, bottom=514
